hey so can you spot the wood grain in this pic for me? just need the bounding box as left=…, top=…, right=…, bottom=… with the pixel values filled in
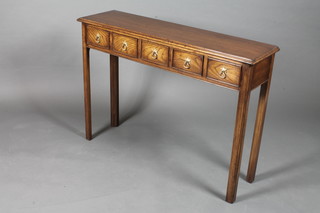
left=82, top=23, right=92, bottom=140
left=110, top=55, right=119, bottom=127
left=112, top=33, right=138, bottom=57
left=172, top=49, right=203, bottom=75
left=251, top=56, right=272, bottom=89
left=246, top=54, right=275, bottom=183
left=79, top=17, right=279, bottom=90
left=141, top=40, right=169, bottom=66
left=207, top=58, right=241, bottom=86
left=226, top=64, right=253, bottom=203
left=86, top=25, right=109, bottom=48
left=78, top=10, right=279, bottom=64
left=86, top=42, right=240, bottom=90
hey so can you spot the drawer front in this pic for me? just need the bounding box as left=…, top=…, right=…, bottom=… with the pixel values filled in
left=86, top=25, right=109, bottom=48
left=141, top=40, right=169, bottom=66
left=112, top=33, right=138, bottom=57
left=172, top=49, right=203, bottom=75
left=207, top=59, right=241, bottom=85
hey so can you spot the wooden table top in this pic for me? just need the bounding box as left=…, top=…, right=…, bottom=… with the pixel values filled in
left=78, top=10, right=279, bottom=65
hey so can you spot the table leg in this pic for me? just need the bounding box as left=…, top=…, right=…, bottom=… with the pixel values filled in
left=82, top=46, right=92, bottom=140
left=247, top=56, right=275, bottom=183
left=226, top=65, right=253, bottom=203
left=110, top=54, right=119, bottom=127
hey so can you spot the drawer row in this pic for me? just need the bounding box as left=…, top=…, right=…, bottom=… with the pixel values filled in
left=86, top=25, right=242, bottom=87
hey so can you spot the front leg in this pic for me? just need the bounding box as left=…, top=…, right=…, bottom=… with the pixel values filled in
left=226, top=64, right=253, bottom=203
left=247, top=55, right=275, bottom=183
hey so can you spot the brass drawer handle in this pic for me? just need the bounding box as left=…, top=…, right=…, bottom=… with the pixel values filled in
left=151, top=49, right=158, bottom=59
left=95, top=33, right=101, bottom=43
left=219, top=67, right=228, bottom=79
left=183, top=58, right=191, bottom=69
left=122, top=41, right=128, bottom=51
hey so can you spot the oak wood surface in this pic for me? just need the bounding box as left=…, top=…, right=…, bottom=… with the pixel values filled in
left=86, top=25, right=110, bottom=49
left=207, top=58, right=241, bottom=85
left=141, top=40, right=169, bottom=66
left=78, top=11, right=279, bottom=90
left=247, top=55, right=275, bottom=183
left=172, top=49, right=203, bottom=75
left=86, top=43, right=240, bottom=90
left=112, top=33, right=138, bottom=57
left=251, top=56, right=272, bottom=89
left=82, top=24, right=92, bottom=140
left=110, top=55, right=119, bottom=127
left=78, top=10, right=279, bottom=64
left=226, top=64, right=253, bottom=203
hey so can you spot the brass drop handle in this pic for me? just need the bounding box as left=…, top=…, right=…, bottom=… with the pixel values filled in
left=95, top=33, right=101, bottom=44
left=151, top=49, right=158, bottom=59
left=122, top=41, right=128, bottom=51
left=219, top=67, right=228, bottom=79
left=183, top=58, right=191, bottom=69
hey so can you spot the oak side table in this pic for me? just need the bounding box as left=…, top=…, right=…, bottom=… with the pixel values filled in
left=77, top=10, right=279, bottom=203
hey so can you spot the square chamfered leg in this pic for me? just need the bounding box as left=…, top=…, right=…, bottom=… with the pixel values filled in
left=226, top=64, right=253, bottom=203
left=82, top=24, right=92, bottom=140
left=246, top=82, right=269, bottom=183
left=110, top=54, right=119, bottom=127
left=247, top=55, right=275, bottom=183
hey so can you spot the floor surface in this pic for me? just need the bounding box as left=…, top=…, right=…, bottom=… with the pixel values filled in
left=1, top=65, right=319, bottom=213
